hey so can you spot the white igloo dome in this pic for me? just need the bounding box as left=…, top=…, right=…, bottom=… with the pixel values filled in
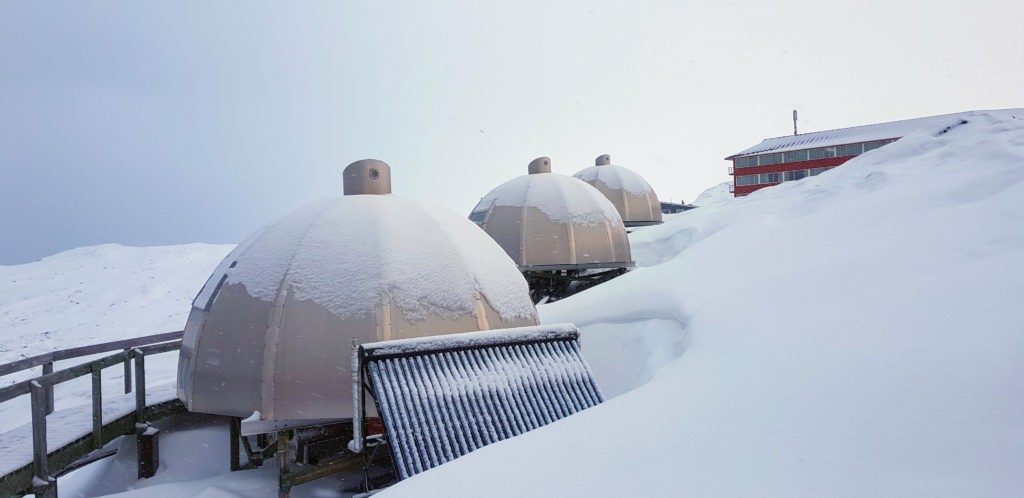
left=469, top=157, right=632, bottom=269
left=177, top=160, right=539, bottom=420
left=573, top=154, right=662, bottom=226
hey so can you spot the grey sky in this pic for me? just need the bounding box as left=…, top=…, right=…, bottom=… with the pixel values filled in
left=1, top=0, right=1021, bottom=264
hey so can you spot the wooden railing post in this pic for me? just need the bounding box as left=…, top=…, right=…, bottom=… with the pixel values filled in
left=230, top=417, right=241, bottom=471
left=133, top=348, right=146, bottom=424
left=278, top=430, right=292, bottom=498
left=29, top=380, right=49, bottom=479
left=130, top=347, right=161, bottom=479
left=123, top=348, right=133, bottom=394
left=91, top=364, right=103, bottom=449
left=42, top=361, right=54, bottom=414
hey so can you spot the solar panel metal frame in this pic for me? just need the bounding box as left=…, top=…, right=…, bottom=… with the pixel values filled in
left=350, top=324, right=604, bottom=481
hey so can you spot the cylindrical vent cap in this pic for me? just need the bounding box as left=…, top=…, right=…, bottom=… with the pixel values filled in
left=595, top=154, right=611, bottom=166
left=528, top=157, right=551, bottom=175
left=344, top=159, right=392, bottom=195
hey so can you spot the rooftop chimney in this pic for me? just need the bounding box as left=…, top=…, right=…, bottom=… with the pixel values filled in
left=344, top=159, right=392, bottom=195
left=528, top=157, right=552, bottom=174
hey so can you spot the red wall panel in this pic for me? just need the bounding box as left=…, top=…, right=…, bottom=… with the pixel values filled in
left=732, top=156, right=855, bottom=196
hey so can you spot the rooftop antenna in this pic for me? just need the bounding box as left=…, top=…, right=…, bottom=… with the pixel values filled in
left=793, top=109, right=798, bottom=135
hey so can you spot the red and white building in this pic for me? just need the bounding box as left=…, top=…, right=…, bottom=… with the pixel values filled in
left=724, top=111, right=983, bottom=197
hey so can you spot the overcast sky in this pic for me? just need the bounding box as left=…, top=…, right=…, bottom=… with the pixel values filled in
left=1, top=0, right=1021, bottom=264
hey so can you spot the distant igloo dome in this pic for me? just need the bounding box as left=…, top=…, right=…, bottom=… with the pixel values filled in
left=572, top=154, right=662, bottom=226
left=177, top=159, right=539, bottom=420
left=469, top=157, right=632, bottom=269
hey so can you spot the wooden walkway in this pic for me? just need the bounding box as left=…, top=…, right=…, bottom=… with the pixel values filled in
left=0, top=383, right=182, bottom=496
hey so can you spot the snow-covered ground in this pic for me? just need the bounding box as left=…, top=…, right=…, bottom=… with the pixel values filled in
left=383, top=110, right=1024, bottom=497
left=0, top=243, right=232, bottom=432
left=3, top=109, right=1023, bottom=496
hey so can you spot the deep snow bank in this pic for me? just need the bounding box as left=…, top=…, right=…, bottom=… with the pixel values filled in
left=383, top=110, right=1024, bottom=497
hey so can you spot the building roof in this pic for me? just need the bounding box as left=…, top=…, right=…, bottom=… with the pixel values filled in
left=725, top=109, right=1023, bottom=159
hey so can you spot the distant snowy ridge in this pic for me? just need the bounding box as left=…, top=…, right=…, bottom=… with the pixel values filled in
left=0, top=243, right=233, bottom=371
left=0, top=242, right=233, bottom=433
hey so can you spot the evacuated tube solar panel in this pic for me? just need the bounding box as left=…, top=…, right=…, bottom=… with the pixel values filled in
left=361, top=325, right=604, bottom=480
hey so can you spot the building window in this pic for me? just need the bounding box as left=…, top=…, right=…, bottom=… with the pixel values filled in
left=784, top=150, right=808, bottom=162
left=863, top=141, right=882, bottom=152
left=736, top=174, right=758, bottom=186
left=783, top=169, right=809, bottom=181
left=759, top=172, right=780, bottom=184
left=837, top=143, right=863, bottom=156
left=808, top=147, right=837, bottom=160
left=809, top=167, right=829, bottom=176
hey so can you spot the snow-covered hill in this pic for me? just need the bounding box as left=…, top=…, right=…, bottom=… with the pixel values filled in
left=384, top=110, right=1024, bottom=497
left=0, top=243, right=233, bottom=363
left=0, top=243, right=232, bottom=432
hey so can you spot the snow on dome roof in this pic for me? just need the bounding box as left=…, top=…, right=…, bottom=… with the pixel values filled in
left=217, top=196, right=536, bottom=322
left=476, top=172, right=623, bottom=226
left=470, top=157, right=631, bottom=269
left=178, top=160, right=539, bottom=420
left=572, top=154, right=662, bottom=226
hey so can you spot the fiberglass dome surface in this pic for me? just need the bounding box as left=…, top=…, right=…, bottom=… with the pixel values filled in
left=177, top=160, right=539, bottom=421
left=469, top=157, right=632, bottom=270
left=572, top=154, right=662, bottom=227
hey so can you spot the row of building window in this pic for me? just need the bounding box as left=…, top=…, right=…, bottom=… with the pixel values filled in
left=735, top=167, right=833, bottom=186
left=733, top=139, right=895, bottom=168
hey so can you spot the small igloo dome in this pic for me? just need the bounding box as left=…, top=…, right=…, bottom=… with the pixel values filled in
left=177, top=160, right=539, bottom=420
left=572, top=154, right=663, bottom=227
left=469, top=157, right=632, bottom=269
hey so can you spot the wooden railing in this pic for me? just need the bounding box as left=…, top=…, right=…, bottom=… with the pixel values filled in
left=0, top=331, right=185, bottom=497
left=0, top=330, right=184, bottom=409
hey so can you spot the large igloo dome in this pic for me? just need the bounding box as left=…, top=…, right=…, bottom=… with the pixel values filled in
left=572, top=154, right=662, bottom=227
left=177, top=160, right=539, bottom=420
left=469, top=157, right=632, bottom=269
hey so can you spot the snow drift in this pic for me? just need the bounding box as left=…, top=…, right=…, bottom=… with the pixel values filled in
left=382, top=110, right=1024, bottom=497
